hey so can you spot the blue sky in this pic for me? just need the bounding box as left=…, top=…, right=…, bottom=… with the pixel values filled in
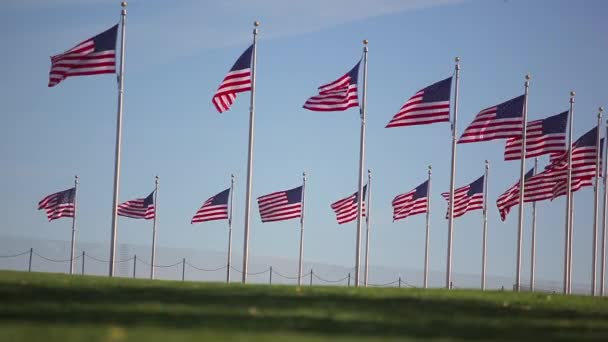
left=2, top=0, right=608, bottom=288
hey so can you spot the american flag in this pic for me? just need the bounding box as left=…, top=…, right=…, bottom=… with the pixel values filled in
left=257, top=186, right=303, bottom=223
left=458, top=95, right=525, bottom=144
left=48, top=25, right=118, bottom=87
left=392, top=180, right=429, bottom=221
left=38, top=188, right=76, bottom=221
left=191, top=188, right=230, bottom=224
left=546, top=127, right=601, bottom=180
left=331, top=185, right=367, bottom=225
left=303, top=62, right=360, bottom=112
left=496, top=169, right=534, bottom=221
left=504, top=111, right=568, bottom=160
left=385, top=77, right=452, bottom=128
left=442, top=176, right=484, bottom=218
left=212, top=45, right=253, bottom=113
left=117, top=191, right=155, bottom=220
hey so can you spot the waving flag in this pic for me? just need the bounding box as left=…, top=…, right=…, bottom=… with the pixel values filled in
left=442, top=176, right=484, bottom=218
left=48, top=25, right=118, bottom=87
left=459, top=95, right=524, bottom=144
left=496, top=169, right=534, bottom=221
left=303, top=62, right=360, bottom=112
left=331, top=185, right=367, bottom=224
left=38, top=188, right=76, bottom=221
left=212, top=45, right=253, bottom=113
left=118, top=192, right=155, bottom=220
left=257, top=186, right=303, bottom=223
left=386, top=77, right=452, bottom=128
left=191, top=188, right=230, bottom=223
left=392, top=180, right=429, bottom=221
left=504, top=111, right=568, bottom=160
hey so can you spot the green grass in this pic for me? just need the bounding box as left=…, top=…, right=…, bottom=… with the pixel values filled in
left=1, top=270, right=607, bottom=341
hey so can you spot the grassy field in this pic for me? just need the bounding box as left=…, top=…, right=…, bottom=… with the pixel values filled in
left=0, top=270, right=607, bottom=341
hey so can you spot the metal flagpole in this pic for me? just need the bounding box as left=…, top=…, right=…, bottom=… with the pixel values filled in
left=568, top=191, right=575, bottom=294
left=481, top=160, right=489, bottom=290
left=601, top=119, right=608, bottom=296
left=592, top=107, right=603, bottom=296
left=424, top=165, right=432, bottom=289
left=354, top=40, right=369, bottom=287
left=241, top=21, right=259, bottom=284
left=69, top=175, right=79, bottom=275
left=530, top=157, right=539, bottom=291
left=109, top=1, right=128, bottom=276
left=446, top=57, right=461, bottom=289
left=227, top=174, right=235, bottom=283
left=150, top=175, right=159, bottom=280
left=364, top=169, right=372, bottom=287
left=515, top=74, right=531, bottom=292
left=298, top=172, right=306, bottom=286
left=563, top=91, right=576, bottom=294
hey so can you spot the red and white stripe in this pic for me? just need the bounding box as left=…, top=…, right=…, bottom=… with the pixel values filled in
left=38, top=191, right=75, bottom=222
left=331, top=193, right=366, bottom=225
left=117, top=199, right=155, bottom=220
left=458, top=106, right=523, bottom=143
left=385, top=90, right=449, bottom=127
left=303, top=74, right=359, bottom=112
left=257, top=191, right=302, bottom=223
left=191, top=201, right=228, bottom=224
left=504, top=119, right=566, bottom=160
left=212, top=68, right=252, bottom=113
left=392, top=191, right=428, bottom=221
left=48, top=39, right=115, bottom=87
left=441, top=186, right=483, bottom=219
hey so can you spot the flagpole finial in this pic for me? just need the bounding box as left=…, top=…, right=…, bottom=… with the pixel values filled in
left=525, top=73, right=531, bottom=81
left=254, top=21, right=260, bottom=27
left=570, top=91, right=576, bottom=97
left=155, top=175, right=159, bottom=184
left=485, top=160, right=489, bottom=169
left=74, top=175, right=79, bottom=184
left=367, top=169, right=371, bottom=179
left=363, top=39, right=368, bottom=45
left=599, top=106, right=604, bottom=113
left=455, top=57, right=460, bottom=63
left=121, top=1, right=127, bottom=8
left=428, top=165, right=432, bottom=171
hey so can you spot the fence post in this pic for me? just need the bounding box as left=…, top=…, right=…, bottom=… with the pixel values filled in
left=269, top=266, right=273, bottom=285
left=310, top=268, right=313, bottom=286
left=28, top=248, right=33, bottom=272
left=133, top=254, right=137, bottom=279
left=82, top=251, right=85, bottom=275
left=182, top=258, right=186, bottom=281
left=399, top=277, right=402, bottom=288
left=348, top=273, right=351, bottom=287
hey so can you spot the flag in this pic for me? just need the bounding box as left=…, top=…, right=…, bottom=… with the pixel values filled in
left=257, top=186, right=303, bottom=223
left=504, top=111, right=568, bottom=160
left=546, top=128, right=602, bottom=180
left=385, top=77, right=452, bottom=128
left=303, top=62, right=360, bottom=112
left=331, top=185, right=367, bottom=224
left=458, top=95, right=525, bottom=143
left=48, top=25, right=118, bottom=87
left=117, top=191, right=155, bottom=220
left=551, top=177, right=593, bottom=200
left=496, top=169, right=534, bottom=221
left=442, top=176, right=484, bottom=218
left=212, top=45, right=253, bottom=113
left=392, top=180, right=429, bottom=221
left=38, top=188, right=76, bottom=221
left=191, top=188, right=230, bottom=224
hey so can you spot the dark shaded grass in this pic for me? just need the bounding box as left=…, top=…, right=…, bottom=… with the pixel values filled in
left=1, top=270, right=607, bottom=341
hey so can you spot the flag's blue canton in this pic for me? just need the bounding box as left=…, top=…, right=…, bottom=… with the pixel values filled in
left=524, top=168, right=534, bottom=180
left=93, top=25, right=118, bottom=52
left=422, top=77, right=452, bottom=102
left=467, top=176, right=485, bottom=196
left=496, top=95, right=525, bottom=119
left=346, top=62, right=361, bottom=85
left=57, top=188, right=76, bottom=204
left=413, top=180, right=429, bottom=199
left=285, top=186, right=304, bottom=204
left=230, top=45, right=253, bottom=71
left=143, top=191, right=155, bottom=207
left=574, top=126, right=598, bottom=147
left=354, top=184, right=368, bottom=203
left=209, top=188, right=230, bottom=205
left=542, top=111, right=568, bottom=134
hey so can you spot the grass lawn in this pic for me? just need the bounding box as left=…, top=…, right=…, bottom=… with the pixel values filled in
left=0, top=270, right=607, bottom=341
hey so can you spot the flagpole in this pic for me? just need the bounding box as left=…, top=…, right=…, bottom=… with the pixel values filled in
left=530, top=157, right=538, bottom=291
left=227, top=174, right=235, bottom=283
left=515, top=74, right=531, bottom=292
left=592, top=107, right=603, bottom=296
left=568, top=190, right=575, bottom=294
left=241, top=21, right=259, bottom=283
left=364, top=169, right=372, bottom=287
left=109, top=1, right=128, bottom=276
left=424, top=165, right=432, bottom=289
left=354, top=40, right=369, bottom=287
left=563, top=91, right=576, bottom=294
left=69, top=175, right=79, bottom=275
left=446, top=57, right=461, bottom=289
left=150, top=175, right=158, bottom=280
left=601, top=119, right=608, bottom=296
left=481, top=160, right=489, bottom=290
left=298, top=172, right=306, bottom=286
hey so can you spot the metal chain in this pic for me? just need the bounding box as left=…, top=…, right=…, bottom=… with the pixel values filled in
left=0, top=250, right=30, bottom=258
left=85, top=254, right=133, bottom=264
left=185, top=261, right=227, bottom=272
left=136, top=258, right=181, bottom=268
left=33, top=252, right=81, bottom=263
left=312, top=272, right=350, bottom=283
left=368, top=279, right=400, bottom=287
left=229, top=265, right=269, bottom=275
left=272, top=268, right=302, bottom=280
